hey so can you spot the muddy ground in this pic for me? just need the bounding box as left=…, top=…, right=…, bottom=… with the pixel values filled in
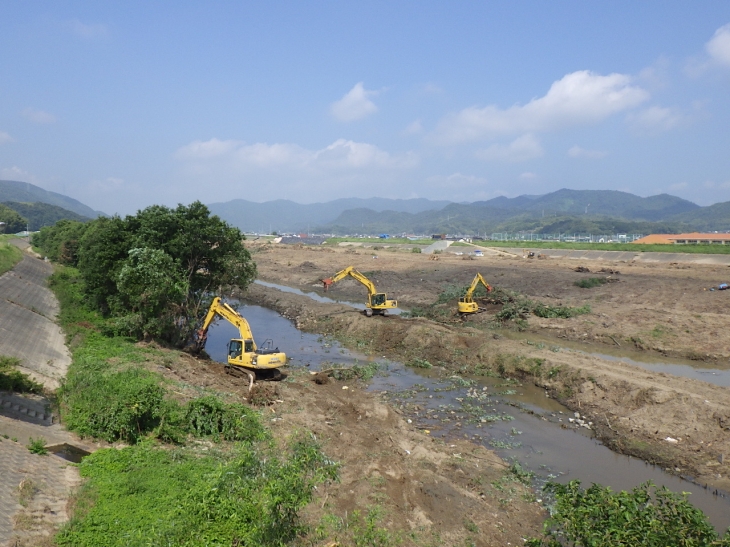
left=243, top=241, right=730, bottom=497
left=144, top=345, right=545, bottom=546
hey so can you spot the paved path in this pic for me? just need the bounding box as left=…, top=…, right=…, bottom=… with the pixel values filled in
left=422, top=240, right=453, bottom=254
left=0, top=243, right=85, bottom=546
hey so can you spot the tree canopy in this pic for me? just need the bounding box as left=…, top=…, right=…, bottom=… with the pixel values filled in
left=34, top=201, right=255, bottom=346
left=0, top=203, right=28, bottom=233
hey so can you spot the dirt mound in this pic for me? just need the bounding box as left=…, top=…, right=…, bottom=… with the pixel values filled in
left=297, top=261, right=317, bottom=270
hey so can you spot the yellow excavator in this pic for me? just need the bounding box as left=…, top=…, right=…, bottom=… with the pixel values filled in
left=196, top=297, right=286, bottom=377
left=322, top=266, right=398, bottom=316
left=458, top=273, right=493, bottom=315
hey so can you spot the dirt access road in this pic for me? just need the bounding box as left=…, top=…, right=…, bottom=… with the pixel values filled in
left=245, top=241, right=730, bottom=496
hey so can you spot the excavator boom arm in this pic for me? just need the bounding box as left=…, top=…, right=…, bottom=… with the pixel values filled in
left=199, top=297, right=256, bottom=346
left=464, top=273, right=493, bottom=300
left=326, top=266, right=378, bottom=296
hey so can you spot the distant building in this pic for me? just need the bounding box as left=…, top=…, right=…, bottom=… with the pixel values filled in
left=633, top=233, right=730, bottom=245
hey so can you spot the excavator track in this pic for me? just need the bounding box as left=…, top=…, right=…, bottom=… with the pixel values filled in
left=225, top=365, right=283, bottom=381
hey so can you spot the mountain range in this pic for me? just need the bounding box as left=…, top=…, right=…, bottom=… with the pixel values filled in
left=3, top=180, right=730, bottom=236
left=0, top=180, right=105, bottom=218
left=206, top=197, right=450, bottom=233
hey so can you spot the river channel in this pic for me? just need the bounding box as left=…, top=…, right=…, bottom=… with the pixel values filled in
left=206, top=300, right=730, bottom=532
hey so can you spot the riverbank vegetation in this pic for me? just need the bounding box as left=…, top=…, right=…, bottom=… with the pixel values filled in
left=0, top=239, right=23, bottom=275
left=33, top=201, right=255, bottom=347
left=49, top=266, right=338, bottom=546
left=527, top=480, right=730, bottom=546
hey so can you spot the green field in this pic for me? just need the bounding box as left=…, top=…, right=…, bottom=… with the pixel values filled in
left=478, top=240, right=730, bottom=255
left=325, top=237, right=433, bottom=245
left=0, top=240, right=23, bottom=275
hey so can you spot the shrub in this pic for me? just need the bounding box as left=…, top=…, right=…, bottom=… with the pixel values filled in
left=61, top=367, right=168, bottom=443
left=0, top=356, right=44, bottom=393
left=574, top=277, right=608, bottom=289
left=411, top=247, right=422, bottom=253
left=27, top=437, right=48, bottom=455
left=185, top=395, right=267, bottom=442
left=57, top=436, right=338, bottom=547
left=527, top=480, right=730, bottom=547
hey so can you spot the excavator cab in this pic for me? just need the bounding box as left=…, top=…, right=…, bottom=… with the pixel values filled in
left=228, top=340, right=243, bottom=359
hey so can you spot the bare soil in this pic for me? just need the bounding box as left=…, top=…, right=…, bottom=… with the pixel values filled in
left=142, top=344, right=546, bottom=546
left=242, top=242, right=730, bottom=496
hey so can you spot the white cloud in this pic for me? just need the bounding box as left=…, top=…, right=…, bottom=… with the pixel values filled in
left=89, top=177, right=125, bottom=192
left=703, top=180, right=730, bottom=190
left=22, top=108, right=57, bottom=124
left=425, top=172, right=488, bottom=189
left=174, top=137, right=419, bottom=204
left=568, top=145, right=608, bottom=159
left=476, top=134, right=544, bottom=163
left=176, top=138, right=244, bottom=160
left=420, top=83, right=444, bottom=95
left=1, top=166, right=37, bottom=182
left=669, top=182, right=688, bottom=192
left=402, top=120, right=423, bottom=135
left=520, top=172, right=538, bottom=180
left=626, top=106, right=681, bottom=133
left=706, top=23, right=730, bottom=67
left=0, top=132, right=13, bottom=145
left=330, top=82, right=379, bottom=122
left=431, top=70, right=649, bottom=144
left=66, top=19, right=108, bottom=39
left=175, top=137, right=417, bottom=171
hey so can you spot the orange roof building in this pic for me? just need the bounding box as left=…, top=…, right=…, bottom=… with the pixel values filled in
left=633, top=233, right=730, bottom=244
left=632, top=234, right=676, bottom=244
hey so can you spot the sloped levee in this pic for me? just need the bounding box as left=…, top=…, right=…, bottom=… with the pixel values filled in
left=0, top=254, right=71, bottom=389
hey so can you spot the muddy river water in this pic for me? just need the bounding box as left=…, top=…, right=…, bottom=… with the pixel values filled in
left=207, top=301, right=730, bottom=532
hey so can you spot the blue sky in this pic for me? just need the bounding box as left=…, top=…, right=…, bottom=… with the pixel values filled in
left=1, top=2, right=729, bottom=215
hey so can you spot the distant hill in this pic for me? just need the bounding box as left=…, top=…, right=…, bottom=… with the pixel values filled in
left=0, top=180, right=105, bottom=218
left=317, top=189, right=706, bottom=235
left=2, top=201, right=90, bottom=231
left=207, top=197, right=451, bottom=233
left=477, top=189, right=700, bottom=221
left=668, top=201, right=730, bottom=231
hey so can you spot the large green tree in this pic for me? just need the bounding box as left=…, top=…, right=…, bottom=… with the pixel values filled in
left=0, top=203, right=28, bottom=233
left=35, top=201, right=256, bottom=347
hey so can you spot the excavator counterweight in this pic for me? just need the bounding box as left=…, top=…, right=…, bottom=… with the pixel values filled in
left=322, top=266, right=397, bottom=316
left=196, top=297, right=286, bottom=373
left=458, top=273, right=493, bottom=315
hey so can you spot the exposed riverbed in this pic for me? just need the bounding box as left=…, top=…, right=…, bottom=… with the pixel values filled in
left=206, top=302, right=730, bottom=532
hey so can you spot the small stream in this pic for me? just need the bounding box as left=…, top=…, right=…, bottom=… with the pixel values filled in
left=206, top=301, right=730, bottom=532
left=505, top=331, right=730, bottom=389
left=255, top=279, right=406, bottom=315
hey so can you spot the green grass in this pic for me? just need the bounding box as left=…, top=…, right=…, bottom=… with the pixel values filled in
left=48, top=265, right=340, bottom=546
left=58, top=437, right=337, bottom=547
left=0, top=356, right=44, bottom=393
left=0, top=240, right=23, bottom=275
left=479, top=240, right=730, bottom=255
left=574, top=277, right=608, bottom=289
left=325, top=237, right=433, bottom=245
